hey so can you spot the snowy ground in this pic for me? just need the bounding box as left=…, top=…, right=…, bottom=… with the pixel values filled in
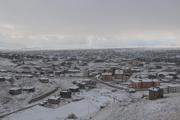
left=3, top=80, right=180, bottom=120
left=2, top=87, right=127, bottom=120
left=93, top=93, right=180, bottom=120
left=1, top=56, right=180, bottom=120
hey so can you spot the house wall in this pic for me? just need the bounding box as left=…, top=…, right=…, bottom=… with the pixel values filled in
left=60, top=91, right=72, bottom=98
left=131, top=82, right=141, bottom=89
left=114, top=74, right=123, bottom=80
left=154, top=81, right=160, bottom=86
left=142, top=82, right=153, bottom=88
left=131, top=81, right=160, bottom=89
left=149, top=89, right=163, bottom=100
left=9, top=89, right=22, bottom=95
left=102, top=75, right=112, bottom=81
left=48, top=98, right=60, bottom=104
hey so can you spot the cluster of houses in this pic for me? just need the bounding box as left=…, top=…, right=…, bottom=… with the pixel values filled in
left=9, top=86, right=35, bottom=95
left=148, top=84, right=180, bottom=100
left=1, top=49, right=180, bottom=108
left=73, top=79, right=96, bottom=89
left=44, top=79, right=96, bottom=105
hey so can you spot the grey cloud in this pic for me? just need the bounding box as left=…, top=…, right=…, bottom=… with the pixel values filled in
left=0, top=0, right=179, bottom=49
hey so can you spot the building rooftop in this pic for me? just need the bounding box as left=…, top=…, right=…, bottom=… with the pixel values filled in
left=115, top=70, right=123, bottom=74
left=102, top=72, right=112, bottom=76
left=131, top=79, right=159, bottom=83
left=149, top=87, right=161, bottom=92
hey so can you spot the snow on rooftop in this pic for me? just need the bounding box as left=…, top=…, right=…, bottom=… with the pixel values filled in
left=102, top=72, right=112, bottom=76
left=131, top=79, right=159, bottom=83
left=168, top=84, right=180, bottom=87
left=149, top=87, right=160, bottom=92
left=115, top=70, right=123, bottom=74
left=48, top=96, right=60, bottom=100
left=69, top=85, right=79, bottom=89
left=10, top=87, right=21, bottom=90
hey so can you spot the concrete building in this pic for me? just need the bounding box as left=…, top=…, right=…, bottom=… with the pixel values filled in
left=0, top=77, right=5, bottom=82
left=9, top=87, right=22, bottom=95
left=130, top=79, right=160, bottom=89
left=39, top=77, right=49, bottom=83
left=149, top=87, right=164, bottom=100
left=160, top=84, right=180, bottom=94
left=60, top=90, right=72, bottom=98
left=69, top=86, right=80, bottom=93
left=101, top=72, right=112, bottom=81
left=48, top=96, right=61, bottom=104
left=168, top=84, right=180, bottom=93
left=114, top=70, right=124, bottom=80
left=22, top=86, right=35, bottom=92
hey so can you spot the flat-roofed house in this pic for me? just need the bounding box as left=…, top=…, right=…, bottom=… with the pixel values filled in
left=168, top=84, right=180, bottom=93
left=9, top=87, right=22, bottom=95
left=60, top=90, right=72, bottom=98
left=39, top=77, right=49, bottom=83
left=48, top=96, right=61, bottom=104
left=130, top=79, right=160, bottom=89
left=149, top=87, right=164, bottom=100
left=102, top=72, right=112, bottom=81
left=114, top=70, right=124, bottom=80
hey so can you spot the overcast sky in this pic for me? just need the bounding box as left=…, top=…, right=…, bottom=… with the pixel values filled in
left=0, top=0, right=179, bottom=49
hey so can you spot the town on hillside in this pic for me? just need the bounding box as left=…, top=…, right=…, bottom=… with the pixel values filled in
left=0, top=48, right=180, bottom=120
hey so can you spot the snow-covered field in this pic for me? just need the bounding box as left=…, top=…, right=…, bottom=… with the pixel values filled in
left=2, top=77, right=180, bottom=120
left=1, top=50, right=180, bottom=120
left=5, top=85, right=180, bottom=120
left=3, top=88, right=126, bottom=120
left=94, top=93, right=180, bottom=120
